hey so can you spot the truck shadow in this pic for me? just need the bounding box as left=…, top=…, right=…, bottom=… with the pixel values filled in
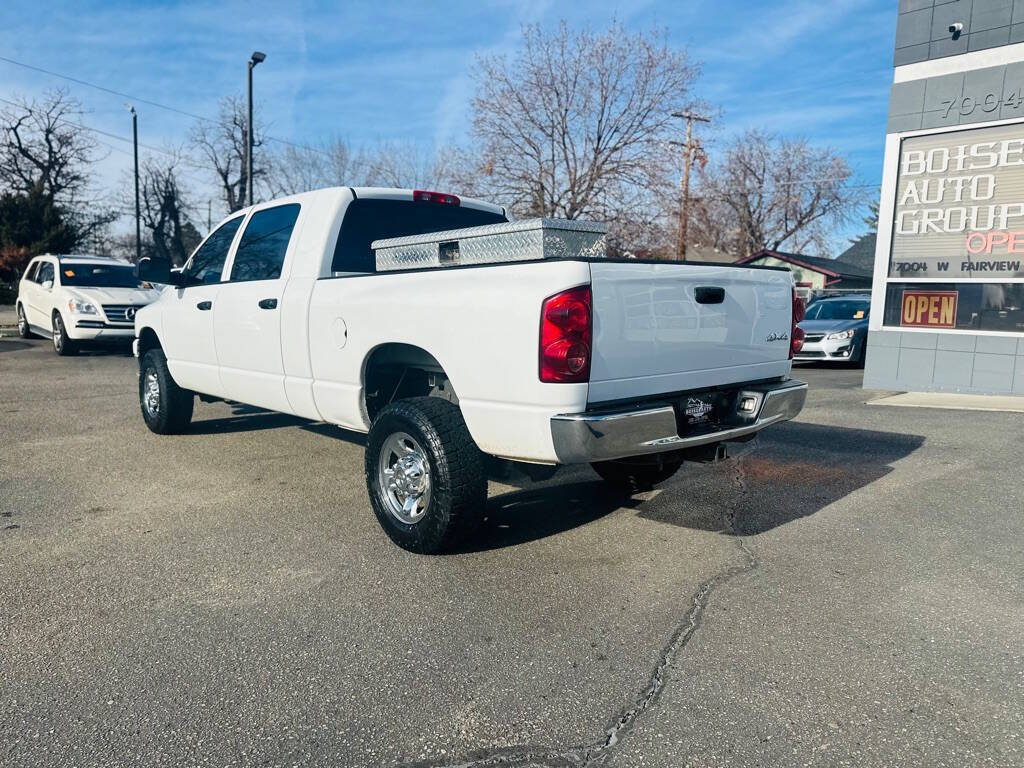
left=462, top=422, right=924, bottom=550
left=634, top=421, right=925, bottom=536
left=186, top=405, right=925, bottom=548
left=187, top=404, right=367, bottom=445
left=460, top=474, right=641, bottom=553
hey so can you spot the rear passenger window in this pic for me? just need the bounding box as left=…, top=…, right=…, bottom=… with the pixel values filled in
left=230, top=204, right=300, bottom=282
left=24, top=262, right=39, bottom=282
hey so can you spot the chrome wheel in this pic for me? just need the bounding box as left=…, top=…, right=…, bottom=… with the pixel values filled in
left=143, top=369, right=161, bottom=418
left=17, top=306, right=27, bottom=336
left=52, top=315, right=63, bottom=352
left=377, top=431, right=432, bottom=525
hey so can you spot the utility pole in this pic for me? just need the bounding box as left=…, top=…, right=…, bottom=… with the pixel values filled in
left=670, top=111, right=710, bottom=261
left=126, top=103, right=141, bottom=262
left=247, top=51, right=266, bottom=207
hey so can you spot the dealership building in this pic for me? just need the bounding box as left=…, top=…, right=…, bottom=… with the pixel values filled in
left=864, top=0, right=1024, bottom=394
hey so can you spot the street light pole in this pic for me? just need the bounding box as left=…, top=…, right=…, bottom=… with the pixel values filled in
left=126, top=103, right=141, bottom=263
left=247, top=51, right=266, bottom=207
left=670, top=111, right=710, bottom=262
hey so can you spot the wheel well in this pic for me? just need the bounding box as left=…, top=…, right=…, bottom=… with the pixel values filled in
left=362, top=343, right=457, bottom=422
left=137, top=327, right=162, bottom=362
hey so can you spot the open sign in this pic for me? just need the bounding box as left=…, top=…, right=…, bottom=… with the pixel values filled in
left=900, top=290, right=958, bottom=328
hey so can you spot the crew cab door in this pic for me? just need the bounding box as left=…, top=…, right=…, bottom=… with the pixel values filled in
left=214, top=203, right=301, bottom=414
left=162, top=216, right=243, bottom=396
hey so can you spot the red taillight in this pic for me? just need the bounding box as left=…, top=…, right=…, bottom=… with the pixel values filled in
left=413, top=189, right=460, bottom=206
left=540, top=286, right=592, bottom=383
left=790, top=288, right=806, bottom=358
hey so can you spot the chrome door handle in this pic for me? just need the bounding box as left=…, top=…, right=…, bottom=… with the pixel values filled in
left=258, top=298, right=278, bottom=310
left=196, top=300, right=213, bottom=311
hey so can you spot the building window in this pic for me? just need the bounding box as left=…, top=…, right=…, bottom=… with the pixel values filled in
left=884, top=283, right=1024, bottom=333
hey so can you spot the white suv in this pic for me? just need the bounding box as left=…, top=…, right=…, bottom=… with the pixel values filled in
left=16, top=254, right=162, bottom=355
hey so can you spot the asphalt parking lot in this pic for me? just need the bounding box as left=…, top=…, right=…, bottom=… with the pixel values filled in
left=1, top=337, right=1022, bottom=768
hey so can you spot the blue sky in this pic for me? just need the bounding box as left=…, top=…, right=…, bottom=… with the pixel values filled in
left=0, top=0, right=897, bottom=249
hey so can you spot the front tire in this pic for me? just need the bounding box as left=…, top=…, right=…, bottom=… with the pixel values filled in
left=852, top=339, right=867, bottom=369
left=592, top=456, right=684, bottom=493
left=139, top=348, right=194, bottom=434
left=365, top=397, right=485, bottom=554
left=51, top=312, right=77, bottom=356
left=16, top=304, right=34, bottom=338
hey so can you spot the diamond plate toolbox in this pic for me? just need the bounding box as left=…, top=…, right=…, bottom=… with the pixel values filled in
left=372, top=218, right=608, bottom=272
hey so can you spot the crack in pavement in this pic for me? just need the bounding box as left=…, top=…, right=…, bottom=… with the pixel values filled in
left=399, top=456, right=760, bottom=768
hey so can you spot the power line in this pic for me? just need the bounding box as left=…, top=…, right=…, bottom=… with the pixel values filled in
left=0, top=54, right=332, bottom=157
left=0, top=95, right=178, bottom=155
left=0, top=96, right=217, bottom=191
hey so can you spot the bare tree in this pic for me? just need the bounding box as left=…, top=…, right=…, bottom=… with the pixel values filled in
left=695, top=130, right=859, bottom=258
left=467, top=22, right=697, bottom=252
left=268, top=138, right=368, bottom=197
left=365, top=141, right=462, bottom=190
left=268, top=138, right=473, bottom=198
left=127, top=152, right=199, bottom=266
left=0, top=89, right=95, bottom=203
left=190, top=96, right=269, bottom=213
left=0, top=89, right=114, bottom=257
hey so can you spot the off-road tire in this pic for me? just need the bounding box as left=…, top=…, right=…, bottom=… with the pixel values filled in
left=365, top=397, right=485, bottom=554
left=51, top=312, right=77, bottom=356
left=139, top=348, right=194, bottom=434
left=16, top=304, right=34, bottom=339
left=591, top=456, right=684, bottom=493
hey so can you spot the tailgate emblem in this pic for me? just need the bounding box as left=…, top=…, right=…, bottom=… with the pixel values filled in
left=766, top=331, right=789, bottom=342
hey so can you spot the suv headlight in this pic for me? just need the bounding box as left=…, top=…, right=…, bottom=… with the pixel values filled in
left=68, top=297, right=98, bottom=315
left=826, top=329, right=855, bottom=340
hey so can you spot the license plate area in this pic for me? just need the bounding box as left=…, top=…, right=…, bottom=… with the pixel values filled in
left=674, top=389, right=740, bottom=436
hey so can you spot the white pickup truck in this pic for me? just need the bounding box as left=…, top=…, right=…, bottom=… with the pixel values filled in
left=135, top=187, right=806, bottom=553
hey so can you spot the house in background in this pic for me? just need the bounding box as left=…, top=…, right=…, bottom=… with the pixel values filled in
left=736, top=248, right=874, bottom=293
left=834, top=233, right=877, bottom=274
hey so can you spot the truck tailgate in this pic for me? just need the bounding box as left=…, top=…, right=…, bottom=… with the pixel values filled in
left=588, top=261, right=794, bottom=403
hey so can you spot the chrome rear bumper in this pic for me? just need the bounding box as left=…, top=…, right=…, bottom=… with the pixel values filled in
left=550, top=379, right=807, bottom=464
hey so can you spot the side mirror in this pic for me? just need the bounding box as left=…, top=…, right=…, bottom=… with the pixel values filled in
left=41, top=279, right=53, bottom=290
left=137, top=256, right=179, bottom=286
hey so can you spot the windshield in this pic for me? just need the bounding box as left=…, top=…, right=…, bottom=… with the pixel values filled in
left=60, top=263, right=141, bottom=288
left=805, top=300, right=869, bottom=321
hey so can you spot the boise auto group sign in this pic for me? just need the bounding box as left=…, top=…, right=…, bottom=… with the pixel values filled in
left=891, top=122, right=1024, bottom=281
